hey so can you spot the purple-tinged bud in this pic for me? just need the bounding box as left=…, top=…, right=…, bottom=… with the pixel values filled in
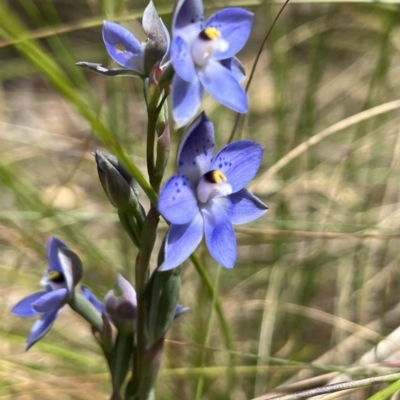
left=142, top=1, right=170, bottom=76
left=104, top=275, right=137, bottom=333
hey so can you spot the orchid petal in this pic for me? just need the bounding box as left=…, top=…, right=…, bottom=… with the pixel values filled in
left=11, top=291, right=47, bottom=317
left=206, top=8, right=253, bottom=60
left=221, top=189, right=268, bottom=224
left=160, top=212, right=204, bottom=271
left=202, top=201, right=236, bottom=268
left=173, top=0, right=204, bottom=39
left=47, top=236, right=68, bottom=272
left=158, top=174, right=198, bottom=224
left=171, top=36, right=196, bottom=82
left=220, top=57, right=246, bottom=83
left=211, top=141, right=263, bottom=192
left=177, top=113, right=215, bottom=183
left=26, top=309, right=60, bottom=350
left=198, top=60, right=247, bottom=113
left=32, top=288, right=68, bottom=313
left=102, top=21, right=144, bottom=73
left=116, top=274, right=137, bottom=307
left=81, top=286, right=104, bottom=314
left=172, top=74, right=204, bottom=128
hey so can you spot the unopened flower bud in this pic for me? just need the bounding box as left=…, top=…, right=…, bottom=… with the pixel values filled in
left=142, top=1, right=170, bottom=76
left=94, top=151, right=141, bottom=214
left=104, top=275, right=137, bottom=333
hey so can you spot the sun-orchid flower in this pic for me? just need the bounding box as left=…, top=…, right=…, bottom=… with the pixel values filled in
left=102, top=1, right=170, bottom=77
left=11, top=237, right=83, bottom=350
left=171, top=0, right=253, bottom=127
left=158, top=113, right=267, bottom=270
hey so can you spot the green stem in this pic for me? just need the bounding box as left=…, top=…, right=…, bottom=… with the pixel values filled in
left=135, top=205, right=160, bottom=400
left=190, top=254, right=234, bottom=351
left=69, top=292, right=103, bottom=332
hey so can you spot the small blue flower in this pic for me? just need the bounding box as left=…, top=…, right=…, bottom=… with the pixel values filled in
left=171, top=0, right=253, bottom=127
left=158, top=113, right=267, bottom=270
left=102, top=1, right=170, bottom=77
left=12, top=237, right=83, bottom=350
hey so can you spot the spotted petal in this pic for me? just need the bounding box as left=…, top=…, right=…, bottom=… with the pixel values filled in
left=102, top=21, right=144, bottom=73
left=173, top=0, right=204, bottom=40
left=206, top=8, right=253, bottom=60
left=160, top=212, right=204, bottom=271
left=31, top=288, right=68, bottom=313
left=198, top=59, right=248, bottom=113
left=177, top=113, right=215, bottom=183
left=171, top=36, right=196, bottom=82
left=222, top=189, right=268, bottom=224
left=26, top=309, right=60, bottom=350
left=202, top=201, right=236, bottom=268
left=172, top=74, right=204, bottom=128
left=11, top=291, right=47, bottom=317
left=158, top=174, right=198, bottom=224
left=211, top=141, right=263, bottom=192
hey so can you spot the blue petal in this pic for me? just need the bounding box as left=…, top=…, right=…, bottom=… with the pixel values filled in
left=177, top=113, right=215, bottom=183
left=173, top=0, right=204, bottom=37
left=47, top=236, right=68, bottom=272
left=172, top=74, right=204, bottom=128
left=159, top=212, right=204, bottom=271
left=171, top=36, right=196, bottom=82
left=102, top=21, right=144, bottom=73
left=206, top=8, right=253, bottom=60
left=211, top=141, right=263, bottom=192
left=174, top=304, right=190, bottom=319
left=222, top=189, right=268, bottom=224
left=158, top=174, right=198, bottom=224
left=202, top=201, right=236, bottom=269
left=220, top=57, right=246, bottom=83
left=81, top=286, right=104, bottom=314
left=26, top=309, right=60, bottom=350
left=12, top=291, right=47, bottom=317
left=31, top=288, right=67, bottom=313
left=198, top=60, right=247, bottom=113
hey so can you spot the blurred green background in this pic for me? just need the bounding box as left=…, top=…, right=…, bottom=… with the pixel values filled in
left=1, top=0, right=400, bottom=399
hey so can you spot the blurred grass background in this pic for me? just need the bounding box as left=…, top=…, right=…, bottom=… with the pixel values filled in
left=1, top=0, right=400, bottom=399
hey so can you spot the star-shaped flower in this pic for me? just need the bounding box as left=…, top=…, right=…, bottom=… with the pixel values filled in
left=11, top=237, right=83, bottom=350
left=78, top=1, right=170, bottom=78
left=158, top=113, right=267, bottom=270
left=171, top=0, right=253, bottom=127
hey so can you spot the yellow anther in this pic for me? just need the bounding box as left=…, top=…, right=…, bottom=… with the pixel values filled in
left=203, top=27, right=221, bottom=40
left=204, top=170, right=227, bottom=184
left=48, top=271, right=62, bottom=281
left=115, top=44, right=127, bottom=53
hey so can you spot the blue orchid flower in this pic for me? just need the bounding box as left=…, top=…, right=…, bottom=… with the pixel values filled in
left=11, top=237, right=83, bottom=350
left=171, top=0, right=253, bottom=127
left=101, top=1, right=170, bottom=78
left=158, top=113, right=267, bottom=271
